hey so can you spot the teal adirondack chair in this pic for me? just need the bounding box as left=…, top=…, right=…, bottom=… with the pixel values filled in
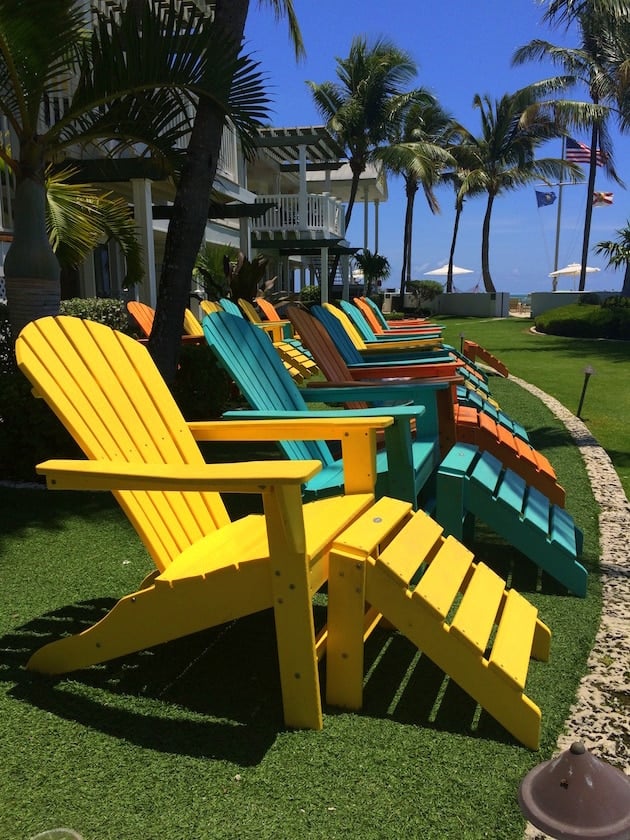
left=338, top=299, right=443, bottom=343
left=201, top=310, right=452, bottom=508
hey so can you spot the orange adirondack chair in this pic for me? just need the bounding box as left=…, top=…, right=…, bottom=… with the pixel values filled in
left=127, top=300, right=204, bottom=344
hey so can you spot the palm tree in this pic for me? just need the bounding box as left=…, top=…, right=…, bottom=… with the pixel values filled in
left=149, top=0, right=303, bottom=383
left=594, top=221, right=630, bottom=295
left=436, top=130, right=488, bottom=293
left=352, top=249, right=391, bottom=297
left=513, top=10, right=623, bottom=291
left=463, top=83, right=583, bottom=292
left=0, top=0, right=268, bottom=350
left=375, top=98, right=455, bottom=307
left=542, top=0, right=630, bottom=25
left=307, top=36, right=420, bottom=290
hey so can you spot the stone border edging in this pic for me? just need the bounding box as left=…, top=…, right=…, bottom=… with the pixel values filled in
left=510, top=375, right=630, bottom=837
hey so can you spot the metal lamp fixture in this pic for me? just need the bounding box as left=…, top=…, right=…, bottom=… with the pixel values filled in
left=519, top=741, right=630, bottom=839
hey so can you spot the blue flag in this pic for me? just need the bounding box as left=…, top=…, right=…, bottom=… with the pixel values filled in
left=535, top=190, right=557, bottom=208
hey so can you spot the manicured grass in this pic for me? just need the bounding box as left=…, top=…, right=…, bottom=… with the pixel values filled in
left=438, top=315, right=630, bottom=498
left=0, top=372, right=601, bottom=840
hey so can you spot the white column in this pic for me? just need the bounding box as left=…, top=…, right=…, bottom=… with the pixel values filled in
left=374, top=199, right=380, bottom=253
left=341, top=255, right=350, bottom=301
left=131, top=178, right=156, bottom=307
left=363, top=186, right=369, bottom=250
left=239, top=216, right=250, bottom=259
left=320, top=246, right=329, bottom=304
left=298, top=145, right=308, bottom=230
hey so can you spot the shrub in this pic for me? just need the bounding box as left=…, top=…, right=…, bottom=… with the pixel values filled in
left=0, top=303, right=16, bottom=374
left=579, top=292, right=600, bottom=305
left=169, top=342, right=233, bottom=421
left=59, top=297, right=131, bottom=332
left=535, top=302, right=630, bottom=339
left=0, top=369, right=81, bottom=482
left=299, top=285, right=321, bottom=305
left=603, top=295, right=630, bottom=310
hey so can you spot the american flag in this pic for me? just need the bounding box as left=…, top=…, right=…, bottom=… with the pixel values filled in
left=593, top=191, right=613, bottom=206
left=566, top=137, right=604, bottom=166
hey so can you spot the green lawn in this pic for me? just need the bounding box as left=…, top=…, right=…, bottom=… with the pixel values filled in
left=0, top=359, right=602, bottom=840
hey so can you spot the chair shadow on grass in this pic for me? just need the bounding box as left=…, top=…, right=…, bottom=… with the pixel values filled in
left=2, top=604, right=289, bottom=764
left=1, top=578, right=548, bottom=762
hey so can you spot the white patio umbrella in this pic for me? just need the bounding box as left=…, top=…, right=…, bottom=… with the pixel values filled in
left=425, top=264, right=474, bottom=276
left=549, top=262, right=600, bottom=277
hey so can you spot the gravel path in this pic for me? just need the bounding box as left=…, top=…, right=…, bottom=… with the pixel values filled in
left=509, top=375, right=630, bottom=838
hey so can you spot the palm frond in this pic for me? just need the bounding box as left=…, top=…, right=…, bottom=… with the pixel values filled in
left=45, top=167, right=143, bottom=283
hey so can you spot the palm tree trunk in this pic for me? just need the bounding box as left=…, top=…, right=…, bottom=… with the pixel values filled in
left=481, top=192, right=496, bottom=293
left=328, top=169, right=361, bottom=292
left=621, top=263, right=630, bottom=297
left=404, top=179, right=418, bottom=289
left=148, top=0, right=250, bottom=383
left=397, top=193, right=413, bottom=311
left=578, top=122, right=599, bottom=293
left=4, top=177, right=61, bottom=341
left=447, top=200, right=463, bottom=293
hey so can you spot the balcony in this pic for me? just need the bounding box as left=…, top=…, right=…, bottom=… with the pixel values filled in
left=250, top=193, right=345, bottom=240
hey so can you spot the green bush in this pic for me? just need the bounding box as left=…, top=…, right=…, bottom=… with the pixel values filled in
left=0, top=304, right=16, bottom=375
left=0, top=369, right=81, bottom=482
left=535, top=302, right=630, bottom=339
left=59, top=297, right=131, bottom=332
left=299, top=285, right=321, bottom=305
left=168, top=342, right=233, bottom=421
left=603, top=294, right=630, bottom=310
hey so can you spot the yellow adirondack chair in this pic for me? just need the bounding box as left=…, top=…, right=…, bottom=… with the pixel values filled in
left=16, top=316, right=552, bottom=748
left=237, top=298, right=320, bottom=378
left=16, top=315, right=395, bottom=731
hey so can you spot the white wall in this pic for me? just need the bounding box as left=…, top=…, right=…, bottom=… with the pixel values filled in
left=427, top=292, right=510, bottom=318
left=531, top=290, right=617, bottom=318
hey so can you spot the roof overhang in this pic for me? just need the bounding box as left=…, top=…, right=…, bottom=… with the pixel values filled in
left=152, top=200, right=278, bottom=221
left=253, top=237, right=358, bottom=257
left=254, top=126, right=346, bottom=169
left=49, top=157, right=170, bottom=183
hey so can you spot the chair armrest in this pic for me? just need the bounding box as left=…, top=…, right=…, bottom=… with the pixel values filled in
left=189, top=415, right=395, bottom=496
left=220, top=407, right=424, bottom=421
left=346, top=363, right=461, bottom=380
left=189, top=415, right=394, bottom=440
left=362, top=338, right=442, bottom=352
left=301, top=382, right=450, bottom=402
left=37, top=458, right=322, bottom=493
left=255, top=322, right=291, bottom=342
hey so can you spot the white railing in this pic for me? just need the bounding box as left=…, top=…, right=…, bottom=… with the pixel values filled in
left=216, top=123, right=239, bottom=182
left=251, top=193, right=345, bottom=238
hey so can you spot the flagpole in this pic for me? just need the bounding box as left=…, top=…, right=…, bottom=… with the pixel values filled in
left=553, top=136, right=565, bottom=280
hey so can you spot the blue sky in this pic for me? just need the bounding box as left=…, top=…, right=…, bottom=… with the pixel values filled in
left=244, top=0, right=629, bottom=295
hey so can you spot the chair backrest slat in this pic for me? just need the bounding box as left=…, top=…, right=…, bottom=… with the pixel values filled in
left=202, top=311, right=333, bottom=465
left=310, top=306, right=365, bottom=365
left=16, top=317, right=229, bottom=572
